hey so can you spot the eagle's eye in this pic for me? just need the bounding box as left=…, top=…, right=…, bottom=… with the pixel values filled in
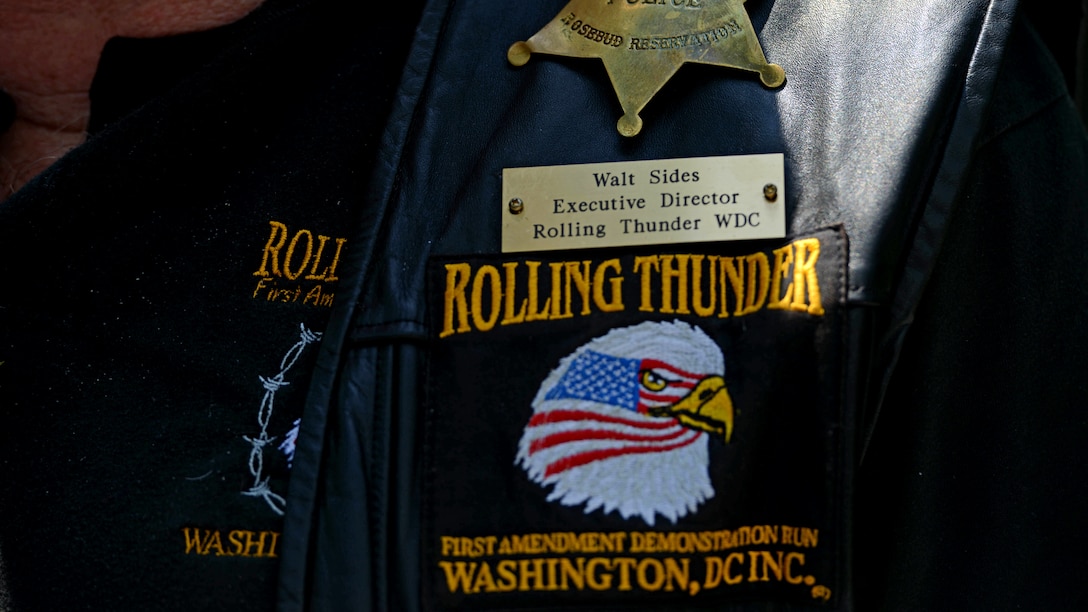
left=640, top=369, right=668, bottom=392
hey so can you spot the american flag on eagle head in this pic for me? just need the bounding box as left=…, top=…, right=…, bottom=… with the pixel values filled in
left=517, top=320, right=732, bottom=526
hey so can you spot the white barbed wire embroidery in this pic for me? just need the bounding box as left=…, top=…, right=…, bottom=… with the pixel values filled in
left=242, top=323, right=321, bottom=516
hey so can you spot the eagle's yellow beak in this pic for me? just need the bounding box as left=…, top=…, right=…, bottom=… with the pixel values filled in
left=649, top=375, right=734, bottom=442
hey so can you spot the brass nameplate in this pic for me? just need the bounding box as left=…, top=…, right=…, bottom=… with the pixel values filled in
left=508, top=0, right=785, bottom=137
left=502, top=154, right=785, bottom=253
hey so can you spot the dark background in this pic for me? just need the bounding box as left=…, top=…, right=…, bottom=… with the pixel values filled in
left=1024, top=2, right=1088, bottom=124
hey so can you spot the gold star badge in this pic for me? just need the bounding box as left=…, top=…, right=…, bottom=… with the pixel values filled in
left=508, top=0, right=784, bottom=137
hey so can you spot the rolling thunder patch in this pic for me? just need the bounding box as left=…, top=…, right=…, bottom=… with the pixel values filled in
left=424, top=227, right=849, bottom=609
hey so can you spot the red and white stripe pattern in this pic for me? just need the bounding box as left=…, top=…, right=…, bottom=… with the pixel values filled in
left=636, top=358, right=703, bottom=413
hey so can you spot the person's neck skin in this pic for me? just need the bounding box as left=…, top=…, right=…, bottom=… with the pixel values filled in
left=0, top=0, right=264, bottom=201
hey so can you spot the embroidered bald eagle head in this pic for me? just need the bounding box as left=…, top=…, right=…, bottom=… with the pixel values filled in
left=516, top=321, right=733, bottom=525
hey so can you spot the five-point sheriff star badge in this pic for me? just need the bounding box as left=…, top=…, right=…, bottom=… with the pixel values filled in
left=508, top=0, right=785, bottom=137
